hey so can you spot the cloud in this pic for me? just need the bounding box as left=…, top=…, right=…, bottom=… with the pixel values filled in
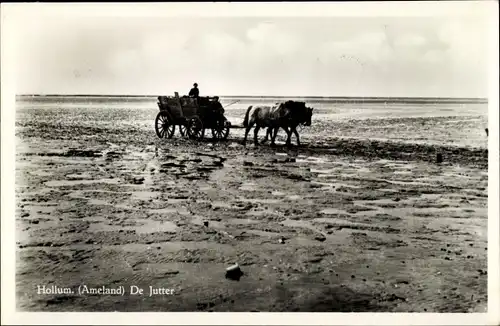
left=12, top=14, right=490, bottom=97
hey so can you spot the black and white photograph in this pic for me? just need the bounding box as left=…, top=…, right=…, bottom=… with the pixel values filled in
left=1, top=2, right=499, bottom=325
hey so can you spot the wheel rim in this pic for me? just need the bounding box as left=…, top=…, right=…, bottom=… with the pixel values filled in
left=155, top=112, right=175, bottom=139
left=179, top=125, right=187, bottom=137
left=211, top=119, right=230, bottom=140
left=155, top=112, right=167, bottom=138
left=187, top=117, right=204, bottom=140
left=221, top=126, right=229, bottom=140
left=165, top=124, right=175, bottom=138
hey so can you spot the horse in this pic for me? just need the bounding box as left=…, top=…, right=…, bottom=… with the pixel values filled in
left=242, top=100, right=313, bottom=147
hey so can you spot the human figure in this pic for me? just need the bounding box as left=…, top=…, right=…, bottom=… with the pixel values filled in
left=189, top=83, right=199, bottom=98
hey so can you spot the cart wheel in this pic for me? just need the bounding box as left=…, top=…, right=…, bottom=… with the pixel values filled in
left=155, top=112, right=175, bottom=139
left=211, top=120, right=230, bottom=141
left=187, top=117, right=205, bottom=140
left=179, top=124, right=188, bottom=137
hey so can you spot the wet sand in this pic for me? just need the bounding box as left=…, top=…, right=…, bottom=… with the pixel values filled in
left=15, top=111, right=488, bottom=312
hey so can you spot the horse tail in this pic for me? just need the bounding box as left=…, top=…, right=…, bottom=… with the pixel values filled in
left=243, top=105, right=253, bottom=127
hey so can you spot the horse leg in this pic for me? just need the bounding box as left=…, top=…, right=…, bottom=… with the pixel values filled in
left=270, top=127, right=277, bottom=147
left=254, top=125, right=261, bottom=146
left=243, top=117, right=257, bottom=146
left=261, top=128, right=270, bottom=144
left=284, top=127, right=292, bottom=147
left=243, top=127, right=249, bottom=146
left=292, top=127, right=301, bottom=146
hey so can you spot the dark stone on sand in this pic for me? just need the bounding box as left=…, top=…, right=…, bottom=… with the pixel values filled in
left=444, top=257, right=451, bottom=260
left=31, top=220, right=39, bottom=224
left=315, top=235, right=326, bottom=242
left=243, top=161, right=254, bottom=166
left=225, top=264, right=243, bottom=281
left=308, top=257, right=323, bottom=263
left=133, top=177, right=145, bottom=184
left=394, top=198, right=401, bottom=202
left=446, top=244, right=450, bottom=247
left=22, top=212, right=30, bottom=218
left=469, top=243, right=473, bottom=247
left=436, top=153, right=443, bottom=163
left=351, top=275, right=355, bottom=278
left=203, top=221, right=209, bottom=227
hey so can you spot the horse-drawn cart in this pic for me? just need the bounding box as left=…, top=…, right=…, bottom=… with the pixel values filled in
left=155, top=92, right=231, bottom=141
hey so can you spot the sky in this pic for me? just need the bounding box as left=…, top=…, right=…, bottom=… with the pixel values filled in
left=10, top=5, right=493, bottom=97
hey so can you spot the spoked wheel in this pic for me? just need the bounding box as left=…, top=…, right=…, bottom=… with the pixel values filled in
left=155, top=111, right=175, bottom=139
left=179, top=124, right=188, bottom=137
left=186, top=116, right=205, bottom=140
left=211, top=120, right=230, bottom=141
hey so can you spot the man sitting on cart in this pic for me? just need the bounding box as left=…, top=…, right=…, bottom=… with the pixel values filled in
left=211, top=96, right=228, bottom=124
left=189, top=83, right=199, bottom=98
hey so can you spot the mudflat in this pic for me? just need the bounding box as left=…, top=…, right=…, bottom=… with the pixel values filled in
left=15, top=98, right=488, bottom=312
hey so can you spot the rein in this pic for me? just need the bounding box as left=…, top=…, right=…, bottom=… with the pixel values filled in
left=223, top=100, right=240, bottom=108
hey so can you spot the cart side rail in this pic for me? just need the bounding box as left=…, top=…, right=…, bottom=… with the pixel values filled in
left=158, top=95, right=184, bottom=121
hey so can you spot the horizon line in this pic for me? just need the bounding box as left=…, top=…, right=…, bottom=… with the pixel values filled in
left=16, top=93, right=489, bottom=101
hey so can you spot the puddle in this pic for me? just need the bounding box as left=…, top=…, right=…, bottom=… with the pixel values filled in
left=238, top=198, right=282, bottom=204
left=45, top=178, right=120, bottom=187
left=312, top=168, right=337, bottom=175
left=379, top=188, right=400, bottom=193
left=88, top=219, right=178, bottom=234
left=321, top=208, right=351, bottom=215
left=136, top=220, right=178, bottom=234
left=287, top=195, right=302, bottom=201
left=27, top=205, right=57, bottom=214
left=281, top=218, right=320, bottom=233
left=393, top=171, right=414, bottom=175
left=131, top=191, right=161, bottom=201
left=29, top=170, right=54, bottom=177
left=334, top=183, right=364, bottom=189
left=239, top=182, right=259, bottom=191
left=191, top=215, right=225, bottom=229
left=122, top=241, right=235, bottom=253
left=313, top=217, right=356, bottom=225
left=295, top=156, right=328, bottom=164
left=271, top=191, right=286, bottom=196
left=246, top=229, right=281, bottom=237
left=210, top=166, right=230, bottom=182
left=226, top=218, right=259, bottom=225
left=246, top=209, right=282, bottom=217
left=37, top=157, right=97, bottom=165
left=366, top=178, right=436, bottom=187
left=66, top=173, right=93, bottom=179
left=211, top=201, right=233, bottom=209
left=149, top=207, right=190, bottom=215
left=89, top=199, right=111, bottom=206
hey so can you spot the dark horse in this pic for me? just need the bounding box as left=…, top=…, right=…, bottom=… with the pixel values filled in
left=242, top=100, right=313, bottom=147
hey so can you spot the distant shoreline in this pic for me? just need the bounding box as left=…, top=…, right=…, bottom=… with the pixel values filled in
left=16, top=94, right=488, bottom=104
